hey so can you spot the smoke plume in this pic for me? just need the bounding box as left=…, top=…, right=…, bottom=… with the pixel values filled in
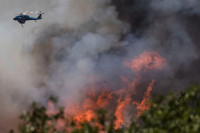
left=0, top=0, right=200, bottom=131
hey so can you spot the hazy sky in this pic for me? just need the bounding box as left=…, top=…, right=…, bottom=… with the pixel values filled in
left=0, top=0, right=53, bottom=131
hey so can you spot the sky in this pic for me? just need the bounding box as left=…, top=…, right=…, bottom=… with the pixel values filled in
left=0, top=0, right=53, bottom=131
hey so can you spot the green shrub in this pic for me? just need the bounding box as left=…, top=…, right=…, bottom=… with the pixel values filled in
left=11, top=86, right=200, bottom=133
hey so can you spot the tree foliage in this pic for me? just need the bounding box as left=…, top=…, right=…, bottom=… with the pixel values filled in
left=11, top=86, right=200, bottom=133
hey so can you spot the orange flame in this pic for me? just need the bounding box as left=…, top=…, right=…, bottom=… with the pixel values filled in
left=114, top=95, right=131, bottom=129
left=47, top=51, right=166, bottom=130
left=124, top=51, right=166, bottom=73
left=133, top=80, right=155, bottom=116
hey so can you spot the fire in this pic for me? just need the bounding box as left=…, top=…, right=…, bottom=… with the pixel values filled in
left=124, top=51, right=166, bottom=73
left=47, top=51, right=166, bottom=130
left=96, top=88, right=113, bottom=107
left=64, top=86, right=113, bottom=124
left=114, top=95, right=131, bottom=129
left=133, top=80, right=155, bottom=116
left=64, top=102, right=95, bottom=123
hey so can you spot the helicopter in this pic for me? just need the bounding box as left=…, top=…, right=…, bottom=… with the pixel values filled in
left=13, top=11, right=44, bottom=27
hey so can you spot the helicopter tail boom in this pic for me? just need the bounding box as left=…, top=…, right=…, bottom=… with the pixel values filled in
left=37, top=12, right=44, bottom=19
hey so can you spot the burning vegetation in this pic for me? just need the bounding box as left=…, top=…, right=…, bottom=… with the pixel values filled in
left=44, top=51, right=167, bottom=130
left=11, top=85, right=200, bottom=133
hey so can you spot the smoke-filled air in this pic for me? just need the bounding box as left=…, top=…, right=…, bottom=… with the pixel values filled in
left=1, top=0, right=200, bottom=132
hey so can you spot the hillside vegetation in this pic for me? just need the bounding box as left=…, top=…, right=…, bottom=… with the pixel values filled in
left=11, top=86, right=200, bottom=133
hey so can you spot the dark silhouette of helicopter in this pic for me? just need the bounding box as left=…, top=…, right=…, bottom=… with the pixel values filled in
left=13, top=11, right=44, bottom=27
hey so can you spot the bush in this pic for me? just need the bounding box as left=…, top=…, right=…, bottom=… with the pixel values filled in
left=11, top=86, right=200, bottom=133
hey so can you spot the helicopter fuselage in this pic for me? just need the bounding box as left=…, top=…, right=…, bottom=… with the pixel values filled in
left=13, top=13, right=43, bottom=26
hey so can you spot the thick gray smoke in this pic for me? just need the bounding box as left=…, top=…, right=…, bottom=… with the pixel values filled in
left=0, top=0, right=200, bottom=132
